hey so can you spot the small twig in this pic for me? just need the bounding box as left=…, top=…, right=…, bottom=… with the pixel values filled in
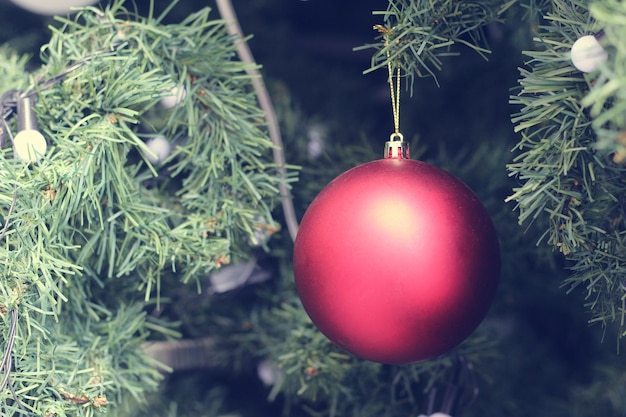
left=0, top=187, right=17, bottom=244
left=0, top=309, right=31, bottom=415
left=25, top=41, right=126, bottom=96
left=0, top=309, right=18, bottom=392
left=216, top=0, right=299, bottom=242
left=0, top=94, right=28, bottom=414
left=8, top=373, right=29, bottom=415
left=0, top=89, right=18, bottom=149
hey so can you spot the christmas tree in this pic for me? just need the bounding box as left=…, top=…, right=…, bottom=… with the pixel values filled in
left=0, top=0, right=625, bottom=416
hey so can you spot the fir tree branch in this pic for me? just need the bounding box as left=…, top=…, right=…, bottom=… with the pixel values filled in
left=0, top=104, right=17, bottom=244
left=0, top=0, right=291, bottom=414
left=358, top=0, right=518, bottom=87
left=507, top=0, right=626, bottom=343
left=582, top=0, right=626, bottom=160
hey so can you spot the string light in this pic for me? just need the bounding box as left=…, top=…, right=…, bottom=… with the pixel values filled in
left=9, top=0, right=98, bottom=16
left=571, top=32, right=608, bottom=73
left=13, top=96, right=47, bottom=163
left=0, top=43, right=125, bottom=163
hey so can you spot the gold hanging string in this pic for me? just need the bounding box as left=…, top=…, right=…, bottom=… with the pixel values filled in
left=374, top=24, right=402, bottom=139
left=388, top=58, right=401, bottom=138
left=375, top=24, right=408, bottom=159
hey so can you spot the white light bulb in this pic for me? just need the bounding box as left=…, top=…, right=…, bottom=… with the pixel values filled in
left=14, top=130, right=47, bottom=163
left=145, top=136, right=171, bottom=163
left=160, top=86, right=187, bottom=109
left=257, top=359, right=282, bottom=386
left=571, top=35, right=608, bottom=73
left=307, top=124, right=325, bottom=160
left=10, top=0, right=98, bottom=15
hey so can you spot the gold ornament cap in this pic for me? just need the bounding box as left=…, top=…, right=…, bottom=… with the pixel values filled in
left=384, top=133, right=409, bottom=159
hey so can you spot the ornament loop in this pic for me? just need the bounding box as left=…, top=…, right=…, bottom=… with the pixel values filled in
left=389, top=132, right=404, bottom=142
left=384, top=132, right=409, bottom=159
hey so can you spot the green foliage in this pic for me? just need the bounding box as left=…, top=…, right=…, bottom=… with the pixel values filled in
left=0, top=1, right=286, bottom=415
left=358, top=0, right=518, bottom=86
left=567, top=360, right=626, bottom=417
left=583, top=0, right=626, bottom=158
left=254, top=297, right=498, bottom=417
left=507, top=0, right=626, bottom=345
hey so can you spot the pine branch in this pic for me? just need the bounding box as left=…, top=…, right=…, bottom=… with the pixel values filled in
left=507, top=0, right=626, bottom=341
left=0, top=0, right=290, bottom=415
left=250, top=298, right=498, bottom=417
left=357, top=0, right=518, bottom=86
left=582, top=0, right=626, bottom=159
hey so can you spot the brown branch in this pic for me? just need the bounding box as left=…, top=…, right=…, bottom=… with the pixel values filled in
left=215, top=0, right=299, bottom=242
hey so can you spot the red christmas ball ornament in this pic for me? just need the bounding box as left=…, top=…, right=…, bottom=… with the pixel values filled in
left=293, top=139, right=499, bottom=364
